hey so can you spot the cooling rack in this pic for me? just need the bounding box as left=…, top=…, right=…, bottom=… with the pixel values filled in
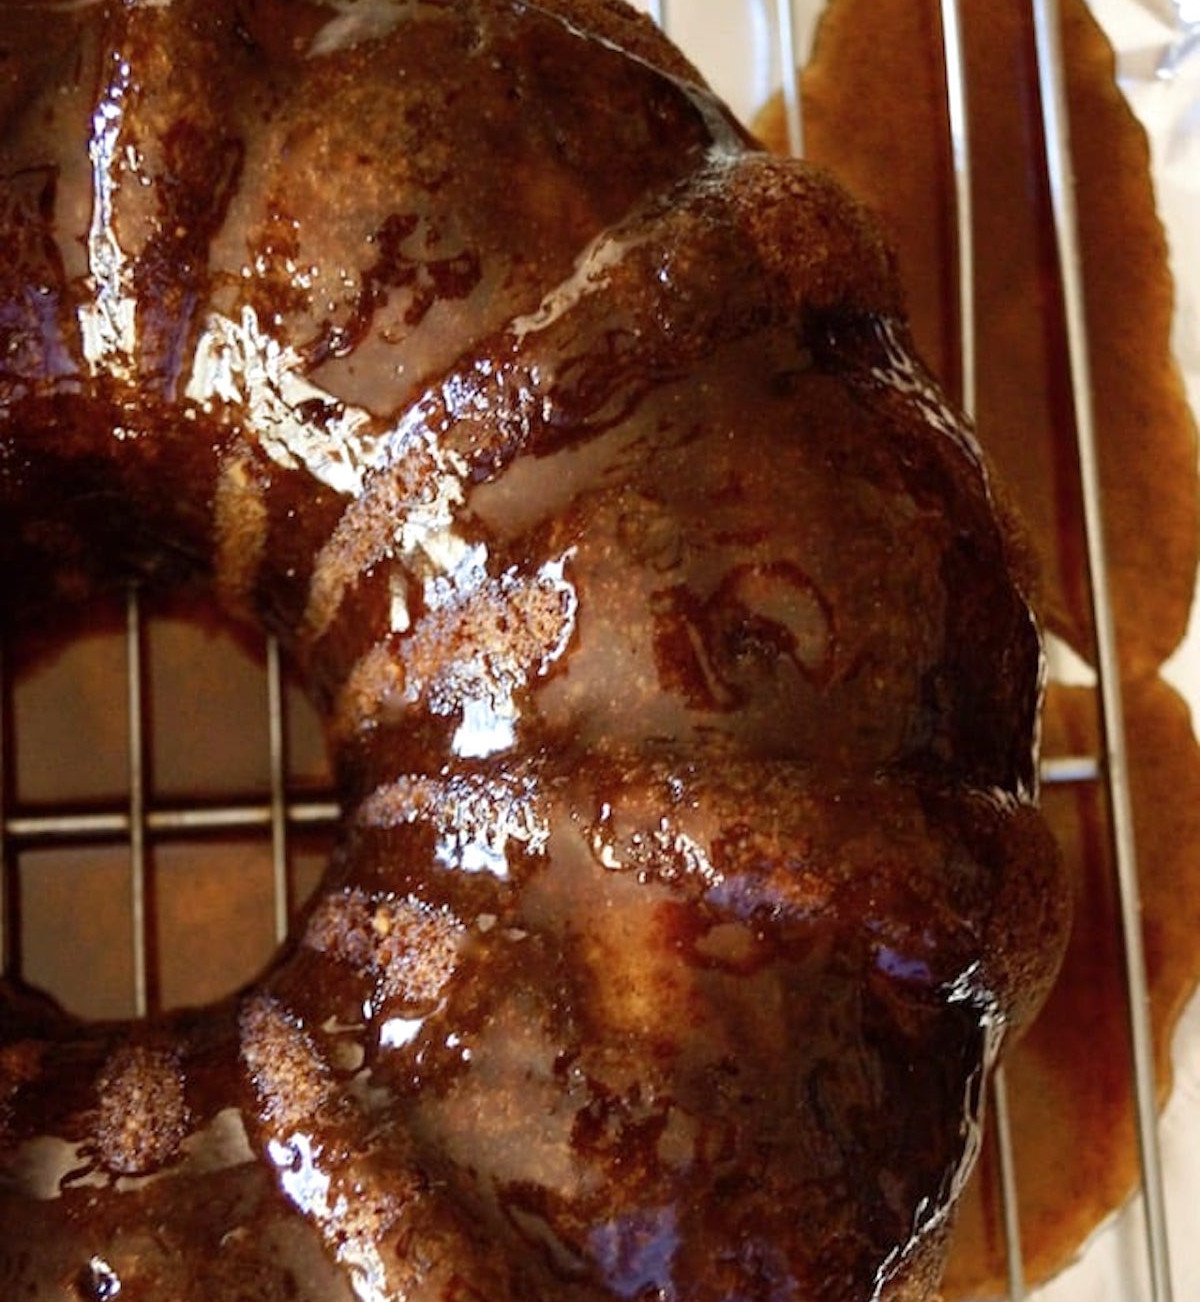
left=0, top=2, right=1195, bottom=1299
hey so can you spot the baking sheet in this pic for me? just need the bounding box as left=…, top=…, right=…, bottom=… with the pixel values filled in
left=628, top=1, right=1200, bottom=1298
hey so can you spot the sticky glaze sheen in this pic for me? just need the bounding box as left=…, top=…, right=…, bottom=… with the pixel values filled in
left=0, top=2, right=1068, bottom=1299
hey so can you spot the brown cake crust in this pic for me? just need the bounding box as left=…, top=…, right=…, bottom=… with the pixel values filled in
left=0, top=2, right=1066, bottom=1298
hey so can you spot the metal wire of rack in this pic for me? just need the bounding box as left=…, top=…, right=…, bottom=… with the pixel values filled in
left=0, top=1, right=1187, bottom=1299
left=0, top=597, right=342, bottom=1015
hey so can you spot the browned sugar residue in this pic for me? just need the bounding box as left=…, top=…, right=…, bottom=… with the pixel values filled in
left=95, top=1045, right=189, bottom=1176
left=758, top=0, right=1200, bottom=1293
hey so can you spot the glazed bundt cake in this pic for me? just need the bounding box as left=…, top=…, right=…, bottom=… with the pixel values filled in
left=0, top=1, right=1068, bottom=1298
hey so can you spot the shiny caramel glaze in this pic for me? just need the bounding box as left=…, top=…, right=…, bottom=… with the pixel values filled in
left=0, top=2, right=1067, bottom=1298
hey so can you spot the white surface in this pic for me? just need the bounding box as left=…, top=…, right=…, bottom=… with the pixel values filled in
left=629, top=2, right=1200, bottom=1299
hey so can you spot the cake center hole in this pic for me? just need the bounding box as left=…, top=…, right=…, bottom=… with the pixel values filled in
left=2, top=592, right=336, bottom=1021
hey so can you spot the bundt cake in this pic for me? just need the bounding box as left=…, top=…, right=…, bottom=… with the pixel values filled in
left=0, top=1, right=1068, bottom=1298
